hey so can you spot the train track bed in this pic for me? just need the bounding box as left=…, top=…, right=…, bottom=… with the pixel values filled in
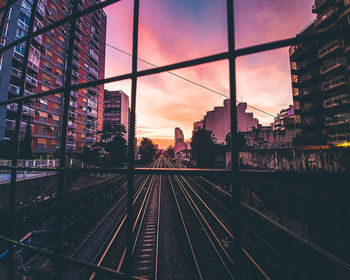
left=193, top=175, right=350, bottom=279
left=157, top=174, right=198, bottom=280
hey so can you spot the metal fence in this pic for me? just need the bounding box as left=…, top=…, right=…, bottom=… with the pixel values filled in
left=0, top=0, right=348, bottom=279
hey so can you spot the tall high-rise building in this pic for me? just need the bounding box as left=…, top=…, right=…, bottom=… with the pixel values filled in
left=0, top=0, right=107, bottom=153
left=289, top=0, right=350, bottom=145
left=174, top=127, right=185, bottom=153
left=103, top=90, right=129, bottom=140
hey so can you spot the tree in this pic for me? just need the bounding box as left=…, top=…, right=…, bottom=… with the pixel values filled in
left=97, top=124, right=128, bottom=167
left=165, top=146, right=175, bottom=159
left=0, top=139, right=13, bottom=159
left=138, top=138, right=156, bottom=164
left=191, top=128, right=216, bottom=167
left=19, top=118, right=33, bottom=159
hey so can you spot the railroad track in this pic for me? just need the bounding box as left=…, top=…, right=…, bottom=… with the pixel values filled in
left=86, top=157, right=163, bottom=280
left=164, top=158, right=235, bottom=280
left=174, top=159, right=350, bottom=279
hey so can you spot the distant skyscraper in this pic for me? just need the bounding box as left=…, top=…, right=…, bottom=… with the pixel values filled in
left=103, top=90, right=129, bottom=140
left=289, top=0, right=350, bottom=145
left=204, top=99, right=258, bottom=143
left=0, top=0, right=107, bottom=153
left=174, top=127, right=185, bottom=153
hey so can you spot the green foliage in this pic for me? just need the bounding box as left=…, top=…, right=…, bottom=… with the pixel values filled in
left=165, top=146, right=175, bottom=159
left=191, top=128, right=216, bottom=167
left=139, top=138, right=156, bottom=164
left=95, top=124, right=128, bottom=167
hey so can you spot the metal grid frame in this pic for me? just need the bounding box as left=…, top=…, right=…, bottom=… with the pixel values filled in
left=0, top=0, right=348, bottom=279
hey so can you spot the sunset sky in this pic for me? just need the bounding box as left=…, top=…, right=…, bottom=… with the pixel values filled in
left=103, top=0, right=315, bottom=148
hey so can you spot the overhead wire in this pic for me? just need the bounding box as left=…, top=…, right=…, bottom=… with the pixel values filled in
left=106, top=43, right=277, bottom=118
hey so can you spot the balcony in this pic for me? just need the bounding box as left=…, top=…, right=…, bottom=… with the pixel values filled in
left=9, top=84, right=20, bottom=95
left=24, top=89, right=34, bottom=96
left=75, top=32, right=82, bottom=41
left=320, top=57, right=347, bottom=74
left=66, top=143, right=76, bottom=150
left=312, top=0, right=333, bottom=13
left=70, top=101, right=78, bottom=109
left=89, top=50, right=99, bottom=64
left=315, top=7, right=338, bottom=27
left=86, top=120, right=96, bottom=126
left=73, top=50, right=80, bottom=59
left=76, top=22, right=83, bottom=33
left=299, top=73, right=312, bottom=84
left=84, top=137, right=95, bottom=143
left=85, top=128, right=95, bottom=134
left=5, top=119, right=31, bottom=132
left=324, top=113, right=350, bottom=126
left=26, top=74, right=38, bottom=87
left=6, top=104, right=35, bottom=117
left=69, top=112, right=77, bottom=119
left=87, top=111, right=97, bottom=118
left=72, top=60, right=80, bottom=70
left=318, top=40, right=344, bottom=58
left=321, top=75, right=349, bottom=91
left=67, top=133, right=76, bottom=140
left=72, top=70, right=79, bottom=78
left=27, top=60, right=39, bottom=73
left=11, top=68, right=22, bottom=79
left=87, top=88, right=98, bottom=96
left=323, top=94, right=350, bottom=108
left=70, top=91, right=78, bottom=98
left=68, top=122, right=77, bottom=129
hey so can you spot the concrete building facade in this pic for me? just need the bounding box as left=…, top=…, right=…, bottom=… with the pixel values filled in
left=0, top=0, right=107, bottom=153
left=174, top=127, right=185, bottom=153
left=204, top=99, right=258, bottom=143
left=290, top=0, right=350, bottom=145
left=103, top=90, right=129, bottom=140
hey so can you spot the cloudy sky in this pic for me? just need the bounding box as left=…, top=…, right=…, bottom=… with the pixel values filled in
left=104, top=0, right=315, bottom=148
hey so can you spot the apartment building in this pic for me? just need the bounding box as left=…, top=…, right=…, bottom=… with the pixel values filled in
left=203, top=100, right=258, bottom=143
left=103, top=90, right=129, bottom=141
left=0, top=0, right=106, bottom=153
left=290, top=0, right=350, bottom=145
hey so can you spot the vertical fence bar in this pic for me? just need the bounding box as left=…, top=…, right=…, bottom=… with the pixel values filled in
left=227, top=0, right=242, bottom=279
left=126, top=0, right=140, bottom=275
left=54, top=0, right=78, bottom=277
left=7, top=0, right=38, bottom=278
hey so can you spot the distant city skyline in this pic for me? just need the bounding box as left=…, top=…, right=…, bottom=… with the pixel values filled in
left=104, top=0, right=315, bottom=148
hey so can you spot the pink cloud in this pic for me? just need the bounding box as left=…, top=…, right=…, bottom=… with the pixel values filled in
left=104, top=0, right=315, bottom=148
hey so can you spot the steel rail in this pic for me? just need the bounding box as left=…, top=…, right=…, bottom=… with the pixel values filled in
left=70, top=175, right=144, bottom=259
left=165, top=163, right=203, bottom=280
left=155, top=174, right=161, bottom=280
left=194, top=175, right=350, bottom=273
left=117, top=158, right=162, bottom=274
left=88, top=171, right=158, bottom=279
left=170, top=159, right=273, bottom=279
left=186, top=175, right=305, bottom=280
left=88, top=158, right=162, bottom=279
left=171, top=174, right=234, bottom=279
left=0, top=234, right=140, bottom=280
left=165, top=159, right=234, bottom=279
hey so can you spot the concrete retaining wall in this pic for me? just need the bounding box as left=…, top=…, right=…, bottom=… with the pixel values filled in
left=226, top=149, right=350, bottom=172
